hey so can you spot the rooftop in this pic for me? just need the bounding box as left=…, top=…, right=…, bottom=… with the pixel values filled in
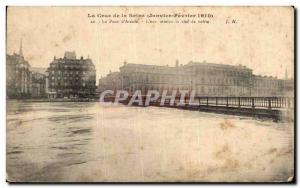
left=121, top=60, right=252, bottom=72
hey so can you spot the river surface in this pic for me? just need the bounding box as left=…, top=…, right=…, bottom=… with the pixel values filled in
left=6, top=101, right=294, bottom=182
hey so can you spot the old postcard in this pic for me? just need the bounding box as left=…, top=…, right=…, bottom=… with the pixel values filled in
left=6, top=6, right=294, bottom=182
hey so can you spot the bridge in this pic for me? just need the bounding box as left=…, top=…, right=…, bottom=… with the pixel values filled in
left=103, top=96, right=294, bottom=121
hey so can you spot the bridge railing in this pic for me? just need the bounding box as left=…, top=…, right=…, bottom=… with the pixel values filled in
left=102, top=95, right=294, bottom=110
left=190, top=97, right=294, bottom=109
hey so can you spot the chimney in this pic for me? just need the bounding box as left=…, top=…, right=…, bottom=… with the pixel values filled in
left=175, top=59, right=179, bottom=67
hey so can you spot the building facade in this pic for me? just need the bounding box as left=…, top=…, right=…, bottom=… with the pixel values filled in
left=98, top=71, right=122, bottom=93
left=47, top=51, right=96, bottom=98
left=182, top=61, right=253, bottom=96
left=99, top=60, right=294, bottom=97
left=282, top=79, right=294, bottom=97
left=6, top=41, right=32, bottom=99
left=30, top=67, right=47, bottom=98
left=31, top=72, right=46, bottom=98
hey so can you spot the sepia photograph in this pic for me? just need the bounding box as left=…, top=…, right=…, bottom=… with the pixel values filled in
left=5, top=6, right=295, bottom=183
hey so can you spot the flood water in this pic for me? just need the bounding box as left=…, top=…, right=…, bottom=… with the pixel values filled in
left=6, top=101, right=294, bottom=182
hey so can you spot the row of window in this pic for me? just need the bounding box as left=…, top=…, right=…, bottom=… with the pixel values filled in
left=196, top=69, right=251, bottom=77
left=50, top=70, right=95, bottom=75
left=50, top=64, right=94, bottom=69
left=253, top=81, right=282, bottom=87
left=50, top=82, right=89, bottom=87
left=124, top=67, right=251, bottom=77
left=51, top=76, right=92, bottom=81
left=129, top=85, right=248, bottom=94
left=125, top=75, right=248, bottom=86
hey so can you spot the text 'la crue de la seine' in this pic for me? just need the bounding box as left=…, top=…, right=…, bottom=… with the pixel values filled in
left=88, top=13, right=214, bottom=24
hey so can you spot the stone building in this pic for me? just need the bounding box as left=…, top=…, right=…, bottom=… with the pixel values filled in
left=47, top=51, right=96, bottom=98
left=183, top=61, right=252, bottom=96
left=110, top=60, right=252, bottom=96
left=6, top=40, right=32, bottom=99
left=282, top=78, right=294, bottom=97
left=31, top=73, right=46, bottom=98
left=99, top=60, right=293, bottom=97
left=251, top=75, right=283, bottom=97
left=118, top=61, right=191, bottom=95
left=98, top=71, right=122, bottom=93
left=30, top=68, right=47, bottom=98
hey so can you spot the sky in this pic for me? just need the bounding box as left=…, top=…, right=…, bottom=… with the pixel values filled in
left=6, top=6, right=294, bottom=84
